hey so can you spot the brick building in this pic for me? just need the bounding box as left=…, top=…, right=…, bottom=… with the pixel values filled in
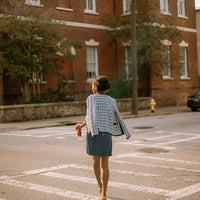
left=196, top=7, right=200, bottom=86
left=0, top=0, right=199, bottom=106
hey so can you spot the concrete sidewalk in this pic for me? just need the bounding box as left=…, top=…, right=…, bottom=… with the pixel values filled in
left=0, top=106, right=190, bottom=132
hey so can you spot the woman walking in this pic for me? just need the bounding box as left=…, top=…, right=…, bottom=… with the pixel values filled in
left=75, top=75, right=131, bottom=200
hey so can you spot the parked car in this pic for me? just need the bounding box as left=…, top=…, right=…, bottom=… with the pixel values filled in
left=187, top=91, right=200, bottom=111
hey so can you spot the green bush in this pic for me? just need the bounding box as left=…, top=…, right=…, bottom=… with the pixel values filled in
left=108, top=78, right=130, bottom=99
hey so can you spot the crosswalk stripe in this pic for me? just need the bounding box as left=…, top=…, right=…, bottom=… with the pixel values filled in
left=165, top=183, right=200, bottom=200
left=42, top=172, right=171, bottom=196
left=157, top=136, right=200, bottom=145
left=0, top=177, right=100, bottom=200
left=117, top=141, right=176, bottom=150
left=111, top=160, right=200, bottom=173
left=112, top=153, right=200, bottom=165
left=15, top=163, right=159, bottom=178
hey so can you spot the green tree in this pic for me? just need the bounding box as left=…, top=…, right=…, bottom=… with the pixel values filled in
left=101, top=1, right=181, bottom=96
left=0, top=0, right=81, bottom=102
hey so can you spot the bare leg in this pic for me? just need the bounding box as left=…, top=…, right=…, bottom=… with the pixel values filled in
left=93, top=156, right=102, bottom=191
left=100, top=156, right=109, bottom=199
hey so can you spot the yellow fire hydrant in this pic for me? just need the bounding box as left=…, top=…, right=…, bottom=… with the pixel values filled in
left=150, top=99, right=156, bottom=113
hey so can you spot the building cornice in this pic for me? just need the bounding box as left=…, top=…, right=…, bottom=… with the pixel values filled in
left=0, top=14, right=196, bottom=33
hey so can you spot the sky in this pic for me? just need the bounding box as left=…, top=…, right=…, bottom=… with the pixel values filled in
left=195, top=0, right=200, bottom=8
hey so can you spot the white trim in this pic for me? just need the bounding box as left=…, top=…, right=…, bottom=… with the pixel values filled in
left=160, top=11, right=172, bottom=16
left=122, top=41, right=131, bottom=46
left=180, top=76, right=191, bottom=80
left=176, top=26, right=197, bottom=33
left=162, top=77, right=174, bottom=80
left=178, top=15, right=188, bottom=19
left=56, top=7, right=73, bottom=12
left=0, top=13, right=196, bottom=33
left=161, top=40, right=172, bottom=46
left=85, top=39, right=99, bottom=46
left=179, top=40, right=189, bottom=47
left=52, top=19, right=107, bottom=30
left=84, top=10, right=99, bottom=15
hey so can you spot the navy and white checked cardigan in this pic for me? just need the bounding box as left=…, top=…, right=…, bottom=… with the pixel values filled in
left=85, top=94, right=131, bottom=139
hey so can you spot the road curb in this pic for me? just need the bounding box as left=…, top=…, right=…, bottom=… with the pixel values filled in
left=122, top=112, right=170, bottom=119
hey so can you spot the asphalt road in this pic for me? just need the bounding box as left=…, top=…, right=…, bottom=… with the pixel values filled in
left=0, top=112, right=200, bottom=200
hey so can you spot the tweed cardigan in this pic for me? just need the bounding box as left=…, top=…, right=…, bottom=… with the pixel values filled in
left=85, top=94, right=131, bottom=139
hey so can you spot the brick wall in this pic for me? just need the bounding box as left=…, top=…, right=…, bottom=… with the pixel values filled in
left=0, top=0, right=199, bottom=107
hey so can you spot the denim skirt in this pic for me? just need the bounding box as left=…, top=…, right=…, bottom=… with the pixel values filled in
left=86, top=132, right=112, bottom=156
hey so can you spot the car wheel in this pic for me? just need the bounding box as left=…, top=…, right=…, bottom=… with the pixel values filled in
left=191, top=107, right=197, bottom=112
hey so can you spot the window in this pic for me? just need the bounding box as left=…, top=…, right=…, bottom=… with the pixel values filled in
left=56, top=0, right=73, bottom=12
left=160, top=0, right=169, bottom=14
left=125, top=46, right=131, bottom=80
left=162, top=45, right=171, bottom=78
left=25, top=0, right=40, bottom=5
left=177, top=0, right=185, bottom=17
left=180, top=47, right=188, bottom=78
left=85, top=0, right=96, bottom=13
left=86, top=46, right=98, bottom=80
left=123, top=0, right=132, bottom=15
left=25, top=0, right=43, bottom=7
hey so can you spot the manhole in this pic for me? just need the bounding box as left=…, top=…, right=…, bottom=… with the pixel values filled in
left=136, top=148, right=169, bottom=154
left=133, top=126, right=154, bottom=129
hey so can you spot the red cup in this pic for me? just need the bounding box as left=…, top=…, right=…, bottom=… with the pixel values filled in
left=77, top=128, right=81, bottom=137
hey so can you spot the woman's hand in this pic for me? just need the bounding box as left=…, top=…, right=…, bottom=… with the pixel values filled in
left=75, top=122, right=85, bottom=130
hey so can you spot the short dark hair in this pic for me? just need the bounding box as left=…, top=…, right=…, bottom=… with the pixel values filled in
left=93, top=76, right=111, bottom=92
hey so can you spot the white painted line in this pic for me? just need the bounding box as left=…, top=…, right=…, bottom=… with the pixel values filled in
left=0, top=177, right=100, bottom=200
left=111, top=160, right=200, bottom=173
left=35, top=132, right=73, bottom=137
left=155, top=131, right=164, bottom=134
left=165, top=183, right=200, bottom=200
left=23, top=164, right=73, bottom=176
left=117, top=141, right=176, bottom=150
left=158, top=136, right=200, bottom=146
left=171, top=132, right=198, bottom=136
left=42, top=172, right=171, bottom=196
left=146, top=134, right=176, bottom=141
left=112, top=153, right=200, bottom=165
left=145, top=131, right=195, bottom=141
left=20, top=163, right=159, bottom=178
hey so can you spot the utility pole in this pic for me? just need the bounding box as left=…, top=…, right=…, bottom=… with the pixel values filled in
left=131, top=0, right=138, bottom=115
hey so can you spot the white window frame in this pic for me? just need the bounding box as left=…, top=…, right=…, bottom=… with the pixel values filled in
left=160, top=0, right=170, bottom=15
left=161, top=40, right=172, bottom=79
left=180, top=47, right=188, bottom=78
left=123, top=0, right=132, bottom=15
left=177, top=0, right=186, bottom=18
left=85, top=39, right=99, bottom=82
left=84, top=0, right=98, bottom=15
left=179, top=41, right=189, bottom=79
left=25, top=0, right=43, bottom=7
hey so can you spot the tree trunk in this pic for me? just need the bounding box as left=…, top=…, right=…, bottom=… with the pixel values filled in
left=36, top=72, right=40, bottom=98
left=20, top=79, right=31, bottom=102
left=32, top=73, right=36, bottom=98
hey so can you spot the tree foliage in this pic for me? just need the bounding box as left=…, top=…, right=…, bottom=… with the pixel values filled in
left=100, top=1, right=182, bottom=78
left=0, top=0, right=81, bottom=102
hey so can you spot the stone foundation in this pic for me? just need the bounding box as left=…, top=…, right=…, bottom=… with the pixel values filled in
left=0, top=97, right=151, bottom=122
